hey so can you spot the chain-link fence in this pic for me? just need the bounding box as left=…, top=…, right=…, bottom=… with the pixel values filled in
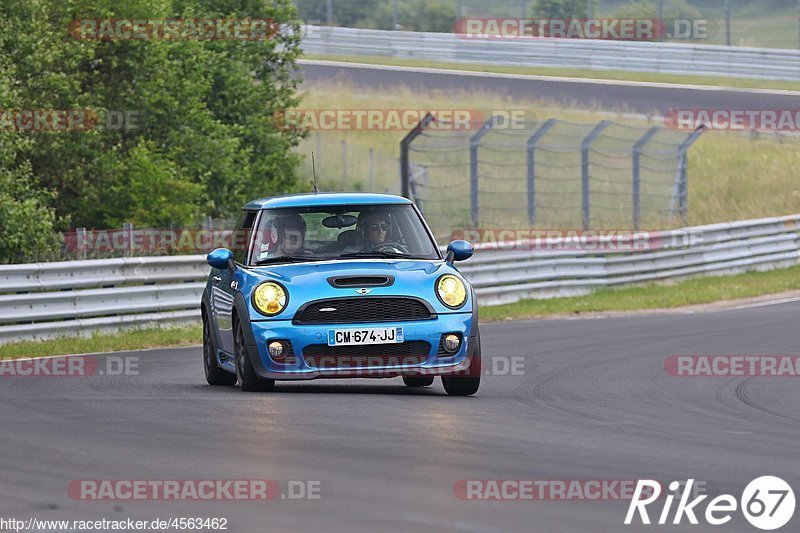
left=402, top=113, right=704, bottom=242
left=296, top=133, right=401, bottom=194
left=295, top=0, right=800, bottom=49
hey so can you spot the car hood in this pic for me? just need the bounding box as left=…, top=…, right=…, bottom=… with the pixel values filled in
left=241, top=259, right=471, bottom=319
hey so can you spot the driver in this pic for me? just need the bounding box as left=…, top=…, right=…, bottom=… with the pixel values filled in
left=361, top=211, right=391, bottom=251
left=357, top=210, right=408, bottom=254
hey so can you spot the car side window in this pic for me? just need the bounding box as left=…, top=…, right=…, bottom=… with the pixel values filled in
left=232, top=210, right=257, bottom=264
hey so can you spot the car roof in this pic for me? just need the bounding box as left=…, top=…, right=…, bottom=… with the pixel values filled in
left=243, top=192, right=413, bottom=210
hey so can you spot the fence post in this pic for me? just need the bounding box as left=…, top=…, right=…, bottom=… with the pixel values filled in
left=673, top=125, right=706, bottom=225
left=581, top=120, right=611, bottom=231
left=400, top=112, right=436, bottom=200
left=632, top=126, right=661, bottom=231
left=341, top=140, right=347, bottom=189
left=469, top=116, right=499, bottom=229
left=525, top=118, right=557, bottom=226
left=408, top=163, right=428, bottom=214
left=725, top=0, right=732, bottom=46
left=369, top=148, right=376, bottom=191
left=77, top=227, right=87, bottom=260
left=122, top=222, right=134, bottom=257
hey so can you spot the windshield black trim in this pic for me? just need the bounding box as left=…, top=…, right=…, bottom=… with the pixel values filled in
left=245, top=203, right=440, bottom=266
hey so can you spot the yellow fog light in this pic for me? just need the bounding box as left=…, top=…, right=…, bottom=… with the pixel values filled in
left=253, top=282, right=287, bottom=316
left=436, top=275, right=467, bottom=309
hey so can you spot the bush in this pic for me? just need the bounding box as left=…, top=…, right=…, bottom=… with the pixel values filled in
left=359, top=0, right=456, bottom=32
left=0, top=159, right=61, bottom=264
left=612, top=0, right=703, bottom=22
left=533, top=0, right=590, bottom=18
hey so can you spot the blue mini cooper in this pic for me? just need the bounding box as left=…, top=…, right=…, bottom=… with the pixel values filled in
left=201, top=193, right=480, bottom=395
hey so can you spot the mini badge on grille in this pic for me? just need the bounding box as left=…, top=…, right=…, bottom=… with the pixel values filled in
left=355, top=288, right=372, bottom=295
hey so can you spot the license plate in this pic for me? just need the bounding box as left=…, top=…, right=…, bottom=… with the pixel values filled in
left=327, top=327, right=404, bottom=346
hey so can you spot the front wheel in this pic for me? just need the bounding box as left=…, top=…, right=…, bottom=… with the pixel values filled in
left=403, top=375, right=434, bottom=388
left=234, top=320, right=275, bottom=392
left=441, top=374, right=480, bottom=396
left=203, top=314, right=236, bottom=386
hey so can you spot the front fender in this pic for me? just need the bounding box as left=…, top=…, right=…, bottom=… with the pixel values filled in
left=233, top=291, right=259, bottom=350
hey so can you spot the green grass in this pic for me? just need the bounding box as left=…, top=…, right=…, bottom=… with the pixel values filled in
left=303, top=54, right=800, bottom=93
left=480, top=265, right=800, bottom=321
left=0, top=325, right=201, bottom=360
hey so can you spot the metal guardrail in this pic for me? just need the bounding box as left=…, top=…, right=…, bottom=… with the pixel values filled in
left=1, top=214, right=799, bottom=345
left=300, top=26, right=800, bottom=81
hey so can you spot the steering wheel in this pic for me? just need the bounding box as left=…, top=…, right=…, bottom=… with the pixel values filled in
left=377, top=242, right=409, bottom=254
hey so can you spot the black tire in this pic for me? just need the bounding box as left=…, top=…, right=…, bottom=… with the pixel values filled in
left=234, top=319, right=275, bottom=392
left=203, top=313, right=236, bottom=386
left=403, top=375, right=434, bottom=387
left=441, top=333, right=481, bottom=396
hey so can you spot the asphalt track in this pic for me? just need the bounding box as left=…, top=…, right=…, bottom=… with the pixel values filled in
left=299, top=60, right=800, bottom=115
left=2, top=301, right=799, bottom=532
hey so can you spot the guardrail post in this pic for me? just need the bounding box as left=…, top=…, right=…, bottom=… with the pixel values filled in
left=400, top=112, right=436, bottom=200
left=581, top=120, right=611, bottom=231
left=526, top=119, right=557, bottom=226
left=470, top=116, right=499, bottom=229
left=632, top=126, right=661, bottom=231
left=671, top=125, right=706, bottom=225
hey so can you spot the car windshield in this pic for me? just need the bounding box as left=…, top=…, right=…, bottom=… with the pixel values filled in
left=249, top=204, right=440, bottom=264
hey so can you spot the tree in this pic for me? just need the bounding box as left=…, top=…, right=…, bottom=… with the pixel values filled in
left=1, top=0, right=305, bottom=233
left=0, top=11, right=61, bottom=263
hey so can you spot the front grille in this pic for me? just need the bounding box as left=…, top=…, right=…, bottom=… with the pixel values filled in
left=294, top=297, right=434, bottom=324
left=437, top=335, right=449, bottom=355
left=303, top=341, right=431, bottom=368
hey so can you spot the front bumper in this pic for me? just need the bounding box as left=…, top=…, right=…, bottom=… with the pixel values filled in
left=242, top=313, right=475, bottom=380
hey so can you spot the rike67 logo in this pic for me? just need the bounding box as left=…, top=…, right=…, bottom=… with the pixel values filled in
left=626, top=477, right=795, bottom=530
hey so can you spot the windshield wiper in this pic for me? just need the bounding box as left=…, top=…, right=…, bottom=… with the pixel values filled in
left=254, top=255, right=323, bottom=265
left=339, top=251, right=417, bottom=259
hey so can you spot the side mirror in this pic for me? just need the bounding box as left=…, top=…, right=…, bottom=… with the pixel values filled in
left=445, top=240, right=474, bottom=263
left=207, top=248, right=234, bottom=272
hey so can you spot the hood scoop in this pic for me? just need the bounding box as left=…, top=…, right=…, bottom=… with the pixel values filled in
left=328, top=275, right=394, bottom=288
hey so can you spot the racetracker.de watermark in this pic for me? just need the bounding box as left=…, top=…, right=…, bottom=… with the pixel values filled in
left=0, top=109, right=141, bottom=132
left=0, top=355, right=138, bottom=377
left=665, top=109, right=800, bottom=131
left=456, top=479, right=715, bottom=502
left=68, top=18, right=280, bottom=40
left=68, top=479, right=328, bottom=500
left=453, top=18, right=710, bottom=41
left=450, top=229, right=703, bottom=252
left=273, top=109, right=532, bottom=131
left=665, top=355, right=800, bottom=377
